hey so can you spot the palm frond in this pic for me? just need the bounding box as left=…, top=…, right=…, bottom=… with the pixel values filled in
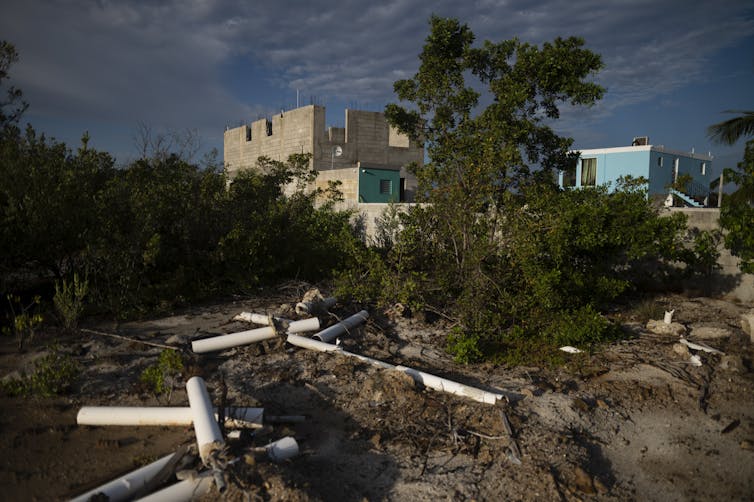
left=707, top=110, right=754, bottom=145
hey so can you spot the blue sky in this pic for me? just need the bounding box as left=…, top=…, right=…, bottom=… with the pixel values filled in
left=2, top=0, right=753, bottom=175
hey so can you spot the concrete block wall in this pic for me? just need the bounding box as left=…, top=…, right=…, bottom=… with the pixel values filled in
left=315, top=168, right=359, bottom=202
left=224, top=105, right=319, bottom=176
left=668, top=208, right=754, bottom=304
left=224, top=105, right=422, bottom=202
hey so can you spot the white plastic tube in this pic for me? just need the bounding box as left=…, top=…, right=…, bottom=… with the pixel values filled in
left=393, top=365, right=503, bottom=405
left=286, top=333, right=343, bottom=352
left=77, top=406, right=264, bottom=428
left=233, top=312, right=320, bottom=334
left=266, top=437, right=300, bottom=462
left=285, top=333, right=504, bottom=405
left=192, top=326, right=275, bottom=353
left=193, top=318, right=321, bottom=353
left=664, top=310, right=675, bottom=324
left=313, top=310, right=369, bottom=342
left=287, top=317, right=321, bottom=334
left=70, top=453, right=175, bottom=502
left=134, top=472, right=213, bottom=502
left=296, top=297, right=337, bottom=315
left=186, top=377, right=224, bottom=463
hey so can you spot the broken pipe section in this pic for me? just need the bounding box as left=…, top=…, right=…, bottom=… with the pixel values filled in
left=312, top=310, right=369, bottom=343
left=186, top=376, right=224, bottom=464
left=192, top=317, right=320, bottom=353
left=71, top=453, right=176, bottom=502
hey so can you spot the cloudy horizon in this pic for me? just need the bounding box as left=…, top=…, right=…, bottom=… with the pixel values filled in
left=2, top=0, right=753, bottom=170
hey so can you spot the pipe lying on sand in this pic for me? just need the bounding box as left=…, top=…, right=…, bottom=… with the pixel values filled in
left=70, top=453, right=176, bottom=502
left=192, top=317, right=320, bottom=353
left=285, top=334, right=504, bottom=405
left=312, top=310, right=369, bottom=343
left=134, top=472, right=213, bottom=502
left=77, top=406, right=265, bottom=428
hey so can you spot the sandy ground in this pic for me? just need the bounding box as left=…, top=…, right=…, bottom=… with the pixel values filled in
left=1, top=285, right=753, bottom=501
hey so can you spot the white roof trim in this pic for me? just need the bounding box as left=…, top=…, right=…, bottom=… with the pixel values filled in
left=571, top=145, right=713, bottom=161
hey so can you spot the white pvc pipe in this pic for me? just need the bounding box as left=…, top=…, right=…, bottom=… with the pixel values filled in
left=266, top=436, right=300, bottom=462
left=394, top=365, right=503, bottom=405
left=77, top=406, right=264, bottom=428
left=285, top=333, right=504, bottom=405
left=312, top=310, right=369, bottom=342
left=288, top=317, right=321, bottom=334
left=286, top=333, right=343, bottom=352
left=71, top=453, right=175, bottom=502
left=134, top=472, right=213, bottom=502
left=193, top=318, right=321, bottom=353
left=664, top=310, right=675, bottom=324
left=234, top=312, right=321, bottom=334
left=192, top=326, right=275, bottom=353
left=295, top=297, right=337, bottom=315
left=186, top=377, right=224, bottom=463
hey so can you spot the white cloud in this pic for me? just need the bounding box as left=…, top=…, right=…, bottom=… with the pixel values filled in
left=1, top=0, right=752, bottom=157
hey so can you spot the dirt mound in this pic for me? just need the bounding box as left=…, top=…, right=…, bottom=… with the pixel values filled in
left=1, top=292, right=753, bottom=500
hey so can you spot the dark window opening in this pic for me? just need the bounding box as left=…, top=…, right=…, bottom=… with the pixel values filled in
left=562, top=169, right=576, bottom=187
left=245, top=126, right=251, bottom=142
left=380, top=179, right=392, bottom=194
left=399, top=178, right=406, bottom=201
left=266, top=120, right=272, bottom=136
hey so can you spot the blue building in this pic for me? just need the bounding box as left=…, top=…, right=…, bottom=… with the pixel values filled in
left=558, top=138, right=715, bottom=207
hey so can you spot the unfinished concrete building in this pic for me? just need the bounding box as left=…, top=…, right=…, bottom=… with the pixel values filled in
left=224, top=105, right=423, bottom=204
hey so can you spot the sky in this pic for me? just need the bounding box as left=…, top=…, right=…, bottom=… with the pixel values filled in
left=2, top=0, right=753, bottom=175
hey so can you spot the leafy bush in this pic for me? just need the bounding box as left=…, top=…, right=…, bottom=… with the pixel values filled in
left=1, top=347, right=79, bottom=397
left=53, top=273, right=88, bottom=331
left=720, top=139, right=754, bottom=273
left=140, top=349, right=184, bottom=399
left=2, top=294, right=43, bottom=350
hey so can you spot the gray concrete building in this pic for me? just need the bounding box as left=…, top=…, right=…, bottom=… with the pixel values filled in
left=224, top=105, right=423, bottom=203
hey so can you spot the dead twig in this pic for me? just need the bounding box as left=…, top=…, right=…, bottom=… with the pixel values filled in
left=81, top=328, right=179, bottom=351
left=501, top=409, right=522, bottom=465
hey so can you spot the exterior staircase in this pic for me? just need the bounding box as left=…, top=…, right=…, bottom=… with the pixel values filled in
left=669, top=188, right=705, bottom=208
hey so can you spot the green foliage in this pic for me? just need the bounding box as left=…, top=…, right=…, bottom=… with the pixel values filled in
left=3, top=294, right=43, bottom=350
left=53, top=273, right=88, bottom=332
left=140, top=349, right=184, bottom=398
left=0, top=40, right=27, bottom=126
left=1, top=347, right=79, bottom=397
left=373, top=202, right=402, bottom=251
left=549, top=305, right=618, bottom=348
left=686, top=229, right=722, bottom=281
left=372, top=17, right=688, bottom=364
left=719, top=139, right=754, bottom=273
left=630, top=298, right=665, bottom=324
left=707, top=110, right=754, bottom=146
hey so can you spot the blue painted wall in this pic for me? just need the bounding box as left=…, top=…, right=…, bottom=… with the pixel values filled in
left=560, top=147, right=711, bottom=200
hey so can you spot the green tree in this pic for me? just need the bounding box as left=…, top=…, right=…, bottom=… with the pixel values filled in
left=0, top=41, right=27, bottom=127
left=719, top=139, right=754, bottom=273
left=0, top=127, right=115, bottom=288
left=372, top=17, right=687, bottom=363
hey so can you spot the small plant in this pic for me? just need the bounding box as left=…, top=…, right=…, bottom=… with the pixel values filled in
left=1, top=346, right=79, bottom=397
left=689, top=229, right=722, bottom=279
left=53, top=273, right=89, bottom=332
left=631, top=298, right=665, bottom=323
left=140, top=349, right=184, bottom=401
left=3, top=294, right=43, bottom=351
